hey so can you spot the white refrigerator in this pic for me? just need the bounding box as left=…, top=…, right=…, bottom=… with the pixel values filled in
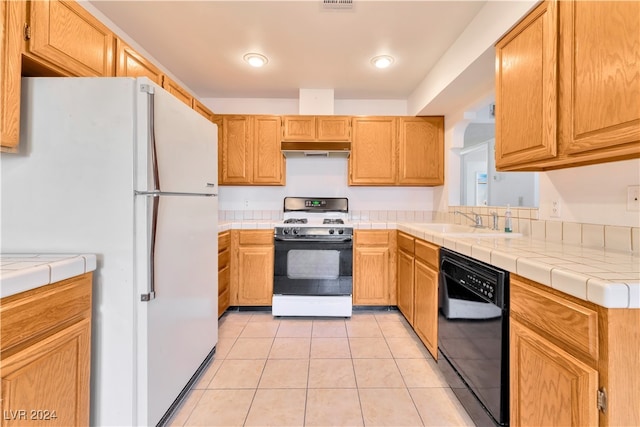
left=1, top=77, right=219, bottom=426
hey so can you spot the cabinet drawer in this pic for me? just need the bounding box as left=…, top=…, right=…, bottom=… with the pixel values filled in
left=218, top=287, right=230, bottom=317
left=355, top=230, right=389, bottom=246
left=397, top=232, right=415, bottom=253
left=415, top=239, right=439, bottom=269
left=510, top=277, right=598, bottom=360
left=218, top=266, right=230, bottom=295
left=1, top=273, right=92, bottom=355
left=218, top=249, right=230, bottom=270
left=239, top=230, right=273, bottom=245
left=218, top=231, right=231, bottom=251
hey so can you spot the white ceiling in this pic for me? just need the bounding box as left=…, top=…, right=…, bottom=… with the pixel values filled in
left=89, top=1, right=488, bottom=101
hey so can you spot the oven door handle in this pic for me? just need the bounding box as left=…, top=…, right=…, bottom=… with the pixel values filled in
left=274, top=237, right=352, bottom=243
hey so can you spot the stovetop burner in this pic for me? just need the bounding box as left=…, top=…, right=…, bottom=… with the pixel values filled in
left=323, top=219, right=344, bottom=225
left=284, top=218, right=308, bottom=224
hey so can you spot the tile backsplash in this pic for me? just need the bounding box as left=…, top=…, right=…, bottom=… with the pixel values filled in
left=220, top=207, right=639, bottom=253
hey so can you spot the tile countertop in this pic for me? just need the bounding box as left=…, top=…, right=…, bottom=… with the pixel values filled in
left=0, top=254, right=97, bottom=299
left=219, top=220, right=640, bottom=309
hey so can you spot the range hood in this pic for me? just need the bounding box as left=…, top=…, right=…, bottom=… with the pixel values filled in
left=281, top=141, right=350, bottom=158
left=281, top=88, right=350, bottom=158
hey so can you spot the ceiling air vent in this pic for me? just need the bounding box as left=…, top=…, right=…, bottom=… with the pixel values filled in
left=323, top=0, right=353, bottom=9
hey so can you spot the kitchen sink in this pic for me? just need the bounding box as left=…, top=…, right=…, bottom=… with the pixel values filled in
left=414, top=223, right=522, bottom=238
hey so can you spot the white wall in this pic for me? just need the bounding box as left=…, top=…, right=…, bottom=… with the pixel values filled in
left=539, top=158, right=640, bottom=227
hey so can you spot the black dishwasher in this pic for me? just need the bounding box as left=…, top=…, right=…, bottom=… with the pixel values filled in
left=437, top=248, right=509, bottom=426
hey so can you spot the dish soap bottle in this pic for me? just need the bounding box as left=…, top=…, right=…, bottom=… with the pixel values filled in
left=504, top=204, right=513, bottom=233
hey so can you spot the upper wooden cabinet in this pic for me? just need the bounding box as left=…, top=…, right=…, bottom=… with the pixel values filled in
left=495, top=0, right=558, bottom=169
left=1, top=1, right=26, bottom=151
left=115, top=38, right=163, bottom=84
left=162, top=75, right=193, bottom=107
left=282, top=116, right=351, bottom=141
left=558, top=1, right=640, bottom=157
left=349, top=116, right=444, bottom=186
left=398, top=117, right=444, bottom=185
left=2, top=0, right=115, bottom=151
left=220, top=115, right=285, bottom=186
left=26, top=0, right=114, bottom=77
left=495, top=0, right=640, bottom=171
left=349, top=117, right=397, bottom=185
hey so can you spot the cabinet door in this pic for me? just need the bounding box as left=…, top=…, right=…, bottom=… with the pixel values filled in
left=413, top=259, right=438, bottom=360
left=353, top=246, right=390, bottom=305
left=221, top=116, right=252, bottom=184
left=162, top=76, right=193, bottom=107
left=0, top=0, right=26, bottom=151
left=28, top=0, right=114, bottom=77
left=398, top=117, right=444, bottom=185
left=115, top=38, right=163, bottom=84
left=237, top=245, right=274, bottom=305
left=560, top=1, right=640, bottom=156
left=253, top=115, right=285, bottom=185
left=282, top=116, right=315, bottom=141
left=1, top=318, right=91, bottom=427
left=495, top=0, right=558, bottom=169
left=397, top=249, right=414, bottom=325
left=349, top=117, right=397, bottom=185
left=317, top=116, right=351, bottom=141
left=510, top=318, right=598, bottom=427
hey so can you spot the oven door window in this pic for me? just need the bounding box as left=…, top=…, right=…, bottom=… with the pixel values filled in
left=287, top=250, right=339, bottom=279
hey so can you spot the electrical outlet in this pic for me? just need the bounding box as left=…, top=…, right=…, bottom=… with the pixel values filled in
left=628, top=185, right=640, bottom=211
left=551, top=200, right=561, bottom=218
left=244, top=199, right=250, bottom=209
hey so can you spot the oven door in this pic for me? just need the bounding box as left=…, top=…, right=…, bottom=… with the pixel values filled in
left=273, top=238, right=352, bottom=296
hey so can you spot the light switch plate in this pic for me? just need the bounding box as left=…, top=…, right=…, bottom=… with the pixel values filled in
left=551, top=200, right=561, bottom=218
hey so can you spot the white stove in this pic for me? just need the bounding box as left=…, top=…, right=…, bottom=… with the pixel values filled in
left=272, top=197, right=353, bottom=317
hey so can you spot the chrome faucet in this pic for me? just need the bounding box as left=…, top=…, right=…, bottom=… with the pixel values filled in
left=490, top=211, right=499, bottom=230
left=455, top=210, right=484, bottom=228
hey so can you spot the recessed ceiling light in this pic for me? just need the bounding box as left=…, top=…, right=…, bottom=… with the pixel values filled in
left=371, top=55, right=394, bottom=69
left=243, top=53, right=268, bottom=68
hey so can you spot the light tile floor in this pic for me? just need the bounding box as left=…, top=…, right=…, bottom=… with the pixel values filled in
left=168, top=309, right=475, bottom=427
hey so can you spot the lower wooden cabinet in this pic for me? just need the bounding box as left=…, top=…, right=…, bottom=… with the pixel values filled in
left=396, top=232, right=415, bottom=324
left=510, top=275, right=640, bottom=427
left=397, top=233, right=439, bottom=360
left=0, top=273, right=92, bottom=426
left=413, top=256, right=439, bottom=360
left=218, top=231, right=231, bottom=316
left=510, top=317, right=598, bottom=426
left=231, top=230, right=274, bottom=306
left=353, top=230, right=396, bottom=305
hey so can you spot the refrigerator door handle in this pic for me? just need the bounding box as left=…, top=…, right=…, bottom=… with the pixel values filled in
left=141, top=83, right=160, bottom=192
left=141, top=194, right=159, bottom=302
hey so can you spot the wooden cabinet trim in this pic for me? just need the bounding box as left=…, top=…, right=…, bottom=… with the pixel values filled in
left=238, top=230, right=273, bottom=246
left=414, top=239, right=439, bottom=270
left=510, top=276, right=599, bottom=361
left=397, top=232, right=415, bottom=253
left=355, top=230, right=390, bottom=246
left=0, top=273, right=92, bottom=356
